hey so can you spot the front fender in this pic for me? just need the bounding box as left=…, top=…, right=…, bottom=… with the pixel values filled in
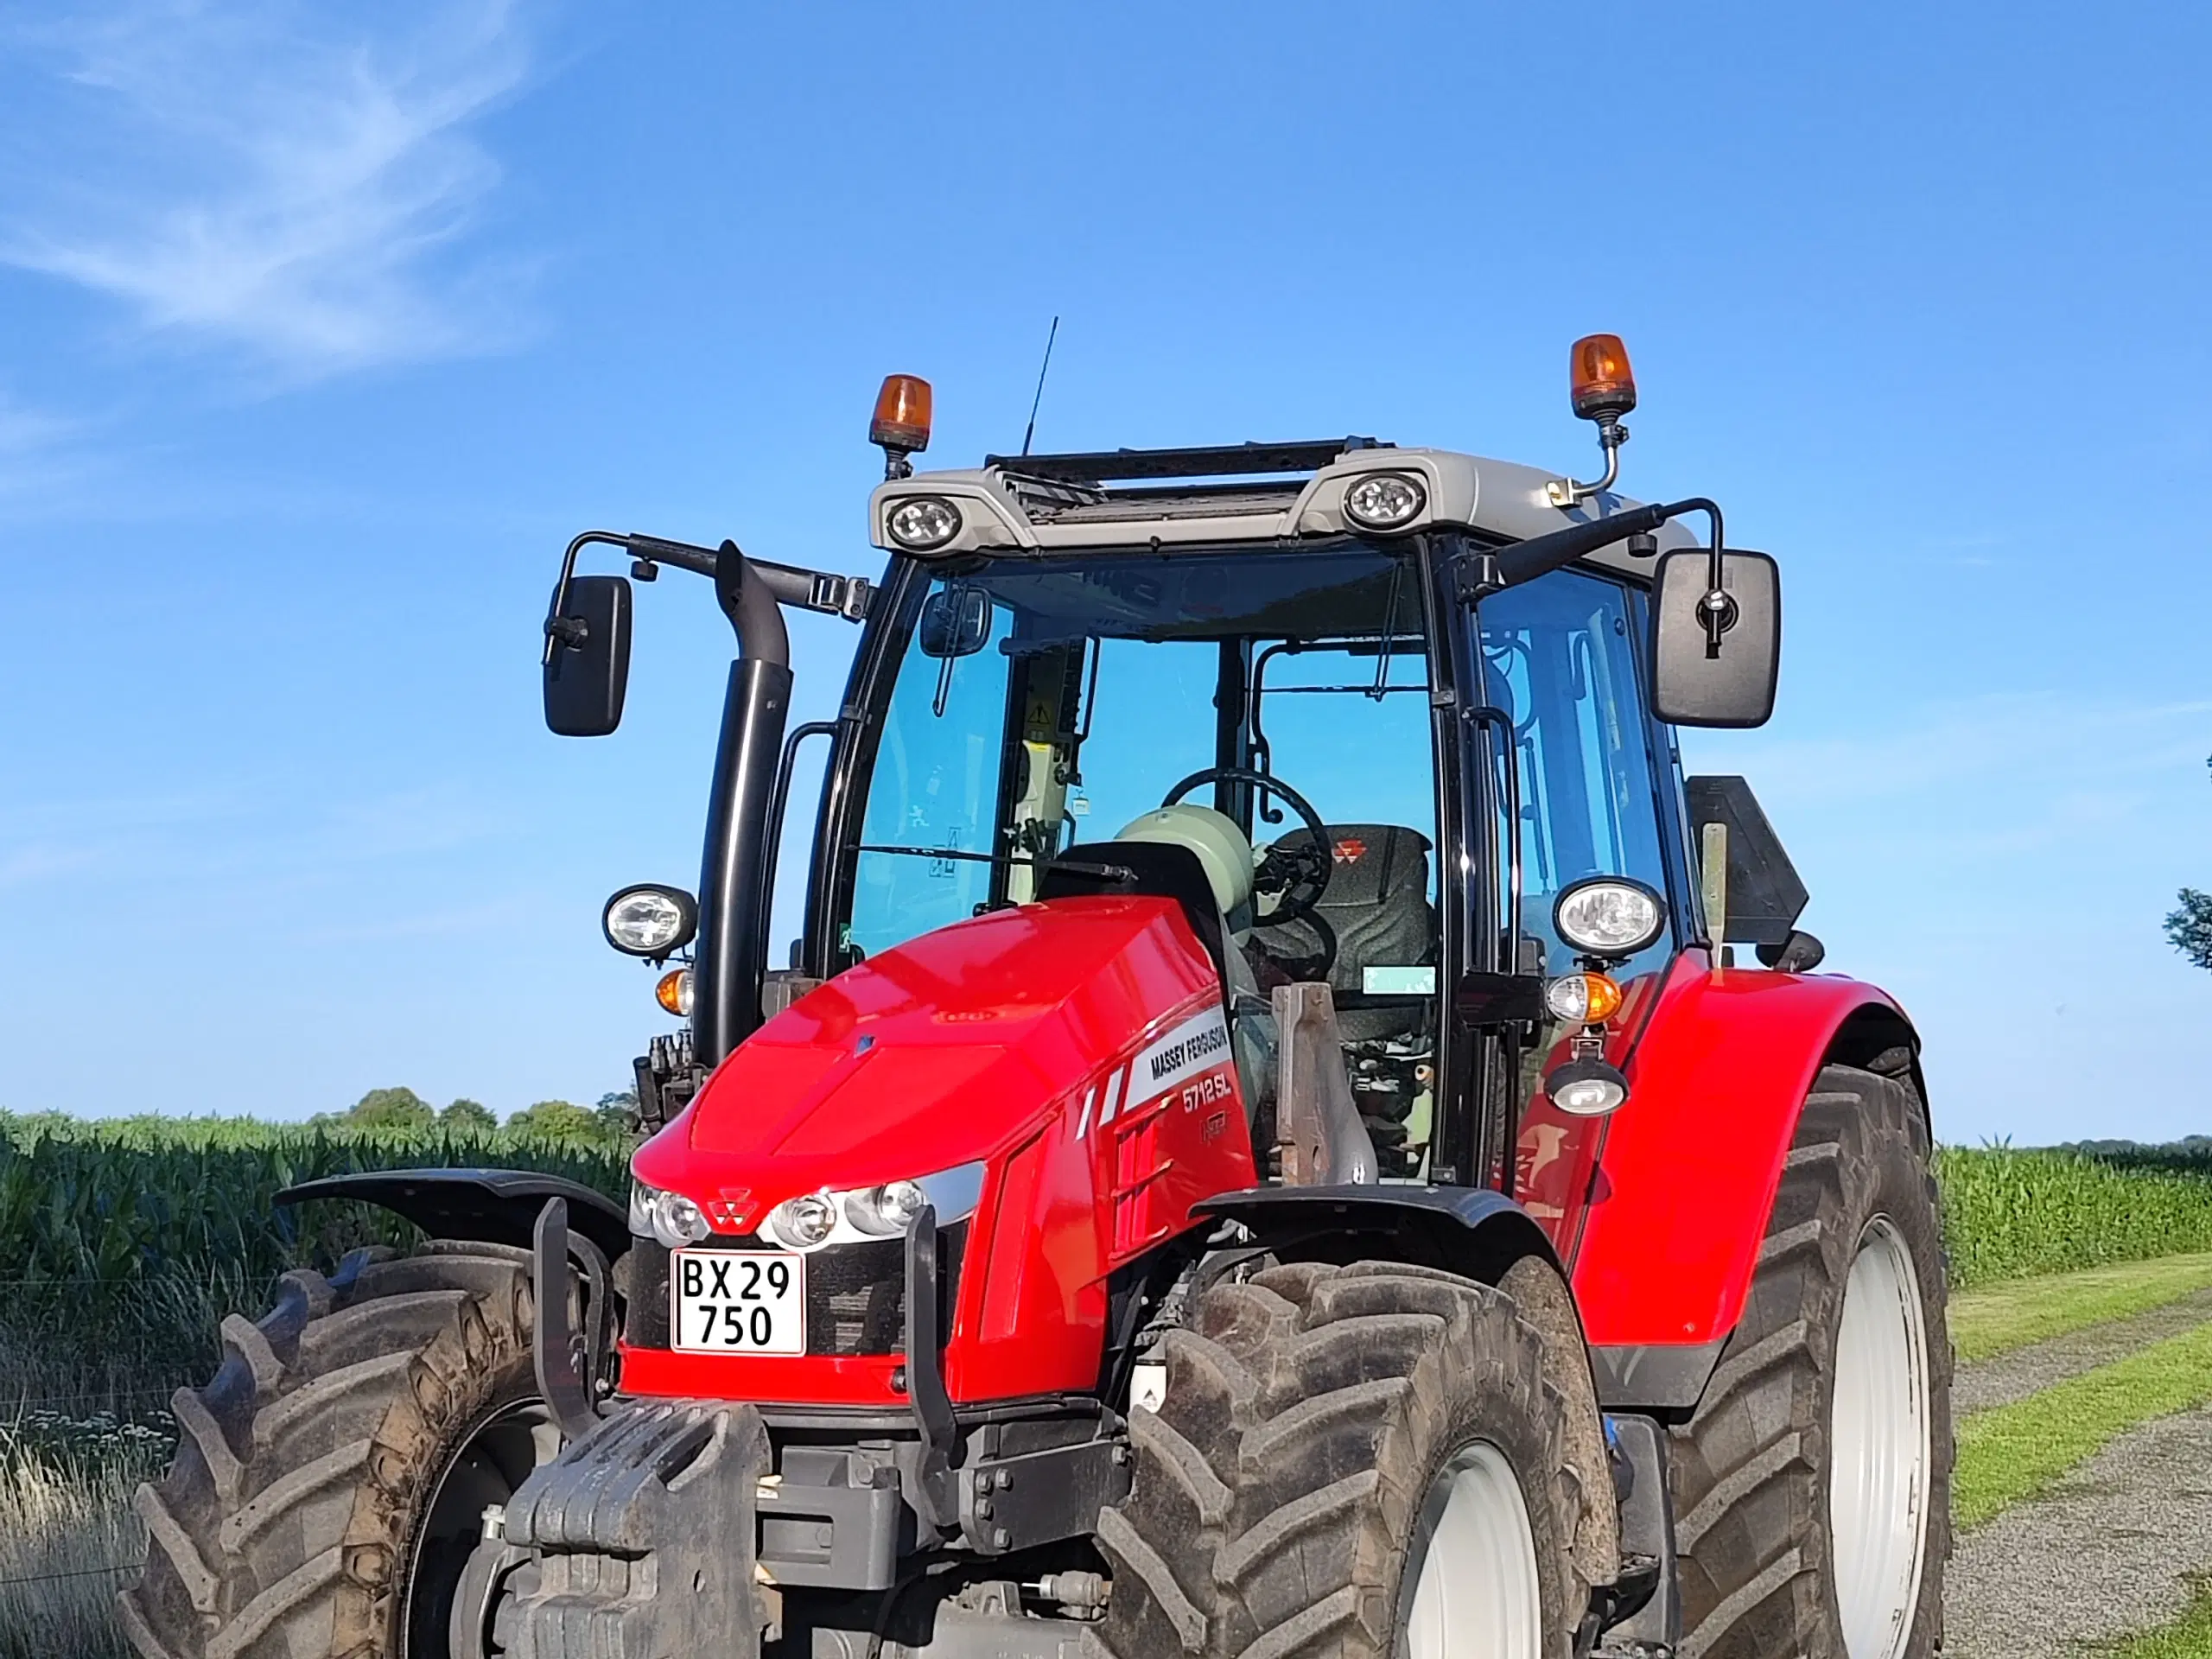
left=276, top=1166, right=632, bottom=1264
left=1573, top=956, right=1920, bottom=1363
left=1197, top=1183, right=1562, bottom=1285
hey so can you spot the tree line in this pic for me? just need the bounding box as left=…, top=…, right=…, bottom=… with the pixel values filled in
left=325, top=1085, right=639, bottom=1146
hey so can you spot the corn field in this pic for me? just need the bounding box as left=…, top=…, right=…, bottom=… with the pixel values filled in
left=0, top=1110, right=626, bottom=1410
left=1935, top=1143, right=2212, bottom=1287
left=7, top=1110, right=2212, bottom=1315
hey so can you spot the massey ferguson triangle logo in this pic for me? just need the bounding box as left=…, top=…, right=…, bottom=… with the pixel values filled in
left=1332, top=837, right=1368, bottom=863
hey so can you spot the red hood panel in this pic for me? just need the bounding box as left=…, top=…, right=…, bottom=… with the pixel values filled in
left=673, top=895, right=1221, bottom=1192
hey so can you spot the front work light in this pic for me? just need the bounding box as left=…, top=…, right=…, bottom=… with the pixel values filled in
left=603, top=883, right=699, bottom=958
left=1545, top=1055, right=1631, bottom=1117
left=1569, top=334, right=1637, bottom=422
left=887, top=496, right=963, bottom=551
left=1342, top=471, right=1427, bottom=532
left=1554, top=876, right=1668, bottom=960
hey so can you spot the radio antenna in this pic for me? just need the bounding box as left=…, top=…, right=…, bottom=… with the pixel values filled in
left=1020, top=315, right=1060, bottom=456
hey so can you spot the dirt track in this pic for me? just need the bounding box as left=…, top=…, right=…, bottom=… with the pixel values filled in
left=1942, top=1296, right=2212, bottom=1659
left=1946, top=1402, right=2212, bottom=1658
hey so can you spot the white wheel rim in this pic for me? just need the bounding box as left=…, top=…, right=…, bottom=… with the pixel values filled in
left=1400, top=1441, right=1544, bottom=1659
left=1829, top=1217, right=1933, bottom=1659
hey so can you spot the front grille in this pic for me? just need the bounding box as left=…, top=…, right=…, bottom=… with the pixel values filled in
left=623, top=1227, right=967, bottom=1358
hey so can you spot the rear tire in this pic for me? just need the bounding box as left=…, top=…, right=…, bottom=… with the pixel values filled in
left=1095, top=1260, right=1585, bottom=1659
left=118, top=1243, right=557, bottom=1659
left=1667, top=1065, right=1952, bottom=1659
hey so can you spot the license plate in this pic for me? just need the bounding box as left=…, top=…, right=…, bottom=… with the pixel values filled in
left=670, top=1249, right=806, bottom=1355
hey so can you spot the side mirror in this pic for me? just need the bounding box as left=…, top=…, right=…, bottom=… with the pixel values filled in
left=1651, top=549, right=1780, bottom=728
left=543, top=575, right=632, bottom=736
left=918, top=586, right=992, bottom=659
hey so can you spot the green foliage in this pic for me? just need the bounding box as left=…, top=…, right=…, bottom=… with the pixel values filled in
left=2169, top=755, right=2212, bottom=970
left=343, top=1086, right=434, bottom=1129
left=505, top=1099, right=608, bottom=1144
left=2167, top=887, right=2212, bottom=970
left=440, top=1097, right=497, bottom=1130
left=1938, top=1145, right=2212, bottom=1287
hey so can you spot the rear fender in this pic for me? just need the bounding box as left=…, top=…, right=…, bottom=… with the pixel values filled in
left=275, top=1167, right=632, bottom=1264
left=1573, top=955, right=1923, bottom=1407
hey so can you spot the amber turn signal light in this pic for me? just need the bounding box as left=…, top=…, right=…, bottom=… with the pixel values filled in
left=1569, top=334, right=1637, bottom=422
left=1543, top=971, right=1625, bottom=1027
left=870, top=373, right=933, bottom=455
left=656, top=968, right=693, bottom=1017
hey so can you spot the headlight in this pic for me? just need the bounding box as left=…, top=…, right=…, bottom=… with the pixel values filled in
left=629, top=1178, right=710, bottom=1248
left=603, top=884, right=698, bottom=958
left=845, top=1179, right=927, bottom=1237
left=765, top=1192, right=838, bottom=1249
left=1342, top=471, right=1427, bottom=532
left=1554, top=876, right=1668, bottom=959
left=886, top=496, right=963, bottom=551
left=763, top=1161, right=988, bottom=1252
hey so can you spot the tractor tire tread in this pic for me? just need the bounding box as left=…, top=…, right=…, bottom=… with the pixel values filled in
left=1096, top=1259, right=1587, bottom=1659
left=118, top=1245, right=540, bottom=1659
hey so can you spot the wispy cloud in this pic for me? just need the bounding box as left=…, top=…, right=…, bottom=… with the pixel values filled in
left=0, top=0, right=533, bottom=379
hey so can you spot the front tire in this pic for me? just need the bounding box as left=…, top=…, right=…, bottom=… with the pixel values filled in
left=1668, top=1064, right=1952, bottom=1659
left=118, top=1243, right=557, bottom=1659
left=1096, top=1260, right=1585, bottom=1659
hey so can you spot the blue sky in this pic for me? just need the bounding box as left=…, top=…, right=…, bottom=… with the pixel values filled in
left=0, top=1, right=2205, bottom=1143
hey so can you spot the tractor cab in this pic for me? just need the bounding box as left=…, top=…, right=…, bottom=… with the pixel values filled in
left=811, top=451, right=1693, bottom=1187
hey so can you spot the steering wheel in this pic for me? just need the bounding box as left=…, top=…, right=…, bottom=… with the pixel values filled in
left=1160, top=766, right=1334, bottom=927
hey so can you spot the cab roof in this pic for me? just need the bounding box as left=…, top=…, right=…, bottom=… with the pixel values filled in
left=867, top=437, right=1698, bottom=573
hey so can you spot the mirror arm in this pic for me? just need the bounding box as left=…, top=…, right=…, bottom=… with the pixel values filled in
left=543, top=531, right=632, bottom=665
left=627, top=532, right=873, bottom=622
left=1471, top=496, right=1731, bottom=612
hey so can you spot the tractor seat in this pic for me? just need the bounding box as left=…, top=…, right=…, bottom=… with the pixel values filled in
left=1036, top=838, right=1233, bottom=995
left=1246, top=823, right=1436, bottom=1043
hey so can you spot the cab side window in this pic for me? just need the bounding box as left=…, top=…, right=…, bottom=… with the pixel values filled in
left=1478, top=569, right=1672, bottom=976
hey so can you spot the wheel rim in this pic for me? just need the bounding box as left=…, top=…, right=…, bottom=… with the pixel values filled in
left=1399, top=1441, right=1545, bottom=1659
left=1829, top=1217, right=1932, bottom=1659
left=404, top=1395, right=560, bottom=1657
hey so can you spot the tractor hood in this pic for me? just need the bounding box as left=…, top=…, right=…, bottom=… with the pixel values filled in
left=635, top=894, right=1224, bottom=1215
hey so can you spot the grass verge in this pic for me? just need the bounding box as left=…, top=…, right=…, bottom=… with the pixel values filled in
left=1954, top=1317, right=2212, bottom=1530
left=1949, top=1250, right=2212, bottom=1362
left=2094, top=1573, right=2212, bottom=1659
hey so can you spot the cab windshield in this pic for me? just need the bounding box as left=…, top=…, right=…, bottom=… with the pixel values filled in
left=841, top=543, right=1435, bottom=963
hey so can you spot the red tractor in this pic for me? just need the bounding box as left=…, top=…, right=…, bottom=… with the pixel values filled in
left=124, top=340, right=1949, bottom=1659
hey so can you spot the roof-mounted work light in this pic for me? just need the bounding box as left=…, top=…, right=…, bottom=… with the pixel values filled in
left=870, top=373, right=933, bottom=480
left=1546, top=333, right=1638, bottom=508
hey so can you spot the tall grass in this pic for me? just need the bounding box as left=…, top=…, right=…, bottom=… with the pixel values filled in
left=1938, top=1145, right=2212, bottom=1288
left=0, top=1414, right=167, bottom=1659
